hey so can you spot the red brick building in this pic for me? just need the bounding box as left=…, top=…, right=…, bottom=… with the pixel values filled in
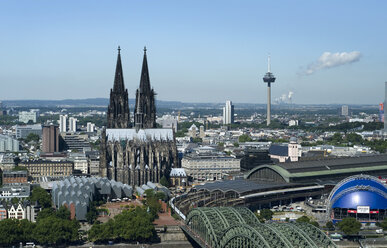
left=2, top=170, right=28, bottom=184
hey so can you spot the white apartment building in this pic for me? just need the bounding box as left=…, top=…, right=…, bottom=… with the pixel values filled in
left=59, top=114, right=67, bottom=133
left=0, top=134, right=19, bottom=152
left=69, top=117, right=77, bottom=133
left=87, top=122, right=95, bottom=133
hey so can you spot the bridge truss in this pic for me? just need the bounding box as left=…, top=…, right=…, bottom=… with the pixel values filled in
left=185, top=207, right=337, bottom=248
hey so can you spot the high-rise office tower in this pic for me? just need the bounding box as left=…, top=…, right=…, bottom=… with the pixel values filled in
left=69, top=117, right=77, bottom=133
left=59, top=115, right=67, bottom=133
left=263, top=56, right=276, bottom=126
left=341, top=105, right=349, bottom=116
left=223, top=100, right=234, bottom=125
left=42, top=124, right=59, bottom=153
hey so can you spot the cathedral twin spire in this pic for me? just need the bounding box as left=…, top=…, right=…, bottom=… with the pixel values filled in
left=113, top=46, right=125, bottom=93
left=107, top=46, right=156, bottom=130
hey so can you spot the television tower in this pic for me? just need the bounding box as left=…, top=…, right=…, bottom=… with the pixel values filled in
left=263, top=55, right=276, bottom=126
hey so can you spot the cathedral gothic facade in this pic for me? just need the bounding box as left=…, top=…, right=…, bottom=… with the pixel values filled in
left=100, top=47, right=178, bottom=186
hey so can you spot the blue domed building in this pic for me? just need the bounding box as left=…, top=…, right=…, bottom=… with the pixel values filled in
left=327, top=175, right=387, bottom=223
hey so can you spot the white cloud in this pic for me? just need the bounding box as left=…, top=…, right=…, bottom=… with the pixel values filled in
left=304, top=51, right=361, bottom=75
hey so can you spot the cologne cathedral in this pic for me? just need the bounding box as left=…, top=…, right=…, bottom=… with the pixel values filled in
left=100, top=47, right=178, bottom=186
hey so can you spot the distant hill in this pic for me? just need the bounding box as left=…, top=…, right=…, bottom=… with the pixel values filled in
left=1, top=98, right=376, bottom=110
left=2, top=98, right=234, bottom=109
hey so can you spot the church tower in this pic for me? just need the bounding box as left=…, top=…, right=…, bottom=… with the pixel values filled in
left=134, top=47, right=156, bottom=129
left=107, top=46, right=130, bottom=128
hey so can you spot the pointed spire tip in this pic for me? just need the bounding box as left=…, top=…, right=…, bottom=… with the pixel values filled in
left=144, top=46, right=147, bottom=53
left=118, top=46, right=121, bottom=54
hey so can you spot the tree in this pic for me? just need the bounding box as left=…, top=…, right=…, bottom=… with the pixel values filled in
left=345, top=133, right=363, bottom=144
left=13, top=156, right=21, bottom=166
left=25, top=133, right=40, bottom=143
left=331, top=133, right=343, bottom=144
left=254, top=212, right=264, bottom=223
left=338, top=217, right=361, bottom=235
left=113, top=208, right=155, bottom=242
left=259, top=209, right=273, bottom=221
left=310, top=221, right=319, bottom=227
left=326, top=221, right=335, bottom=230
left=192, top=137, right=202, bottom=143
left=88, top=220, right=115, bottom=242
left=29, top=186, right=52, bottom=208
left=56, top=206, right=71, bottom=220
left=86, top=202, right=98, bottom=224
left=12, top=166, right=28, bottom=171
left=155, top=191, right=166, bottom=201
left=239, top=134, right=253, bottom=143
left=160, top=176, right=170, bottom=188
left=11, top=197, right=19, bottom=205
left=88, top=207, right=156, bottom=243
left=0, top=219, right=35, bottom=246
left=145, top=190, right=162, bottom=220
left=33, top=216, right=80, bottom=245
left=296, top=215, right=310, bottom=224
left=37, top=208, right=55, bottom=221
left=379, top=218, right=387, bottom=230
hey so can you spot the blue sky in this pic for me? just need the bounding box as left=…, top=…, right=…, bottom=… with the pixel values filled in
left=0, top=0, right=386, bottom=104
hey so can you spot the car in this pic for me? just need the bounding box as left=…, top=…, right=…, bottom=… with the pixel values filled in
left=376, top=229, right=383, bottom=234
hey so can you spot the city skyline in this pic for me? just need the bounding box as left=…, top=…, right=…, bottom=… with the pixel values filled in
left=1, top=1, right=386, bottom=104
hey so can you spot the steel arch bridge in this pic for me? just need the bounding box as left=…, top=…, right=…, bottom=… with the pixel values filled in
left=184, top=207, right=337, bottom=248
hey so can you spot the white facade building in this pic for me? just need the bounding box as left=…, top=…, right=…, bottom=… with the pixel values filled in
left=59, top=114, right=67, bottom=133
left=70, top=153, right=88, bottom=174
left=8, top=204, right=25, bottom=220
left=182, top=153, right=240, bottom=181
left=18, top=110, right=38, bottom=124
left=223, top=100, right=234, bottom=125
left=288, top=120, right=299, bottom=126
left=16, top=124, right=42, bottom=139
left=69, top=117, right=77, bottom=133
left=341, top=105, right=349, bottom=116
left=156, top=115, right=178, bottom=132
left=268, top=138, right=300, bottom=163
left=87, top=122, right=95, bottom=133
left=0, top=134, right=19, bottom=152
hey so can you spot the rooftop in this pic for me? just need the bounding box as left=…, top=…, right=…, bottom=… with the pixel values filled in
left=193, top=179, right=295, bottom=195
left=277, top=154, right=387, bottom=173
left=106, top=128, right=174, bottom=142
left=245, top=155, right=387, bottom=184
left=3, top=170, right=28, bottom=176
left=269, top=144, right=288, bottom=157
